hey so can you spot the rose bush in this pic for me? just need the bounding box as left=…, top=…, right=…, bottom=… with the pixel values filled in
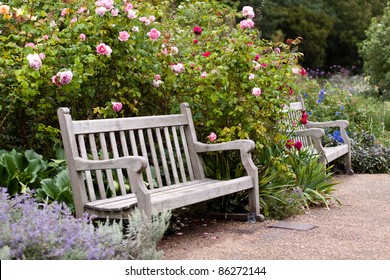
left=0, top=0, right=300, bottom=159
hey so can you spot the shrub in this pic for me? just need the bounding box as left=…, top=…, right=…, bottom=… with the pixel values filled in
left=0, top=0, right=301, bottom=158
left=0, top=189, right=170, bottom=260
left=358, top=1, right=390, bottom=100
left=350, top=130, right=390, bottom=173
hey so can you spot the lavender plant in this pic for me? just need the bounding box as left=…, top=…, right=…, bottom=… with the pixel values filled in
left=0, top=189, right=170, bottom=260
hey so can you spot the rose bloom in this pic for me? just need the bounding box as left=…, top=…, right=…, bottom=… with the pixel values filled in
left=149, top=16, right=156, bottom=22
left=286, top=139, right=295, bottom=149
left=193, top=39, right=198, bottom=44
left=202, top=51, right=211, bottom=57
left=103, top=0, right=114, bottom=10
left=58, top=70, right=73, bottom=85
left=207, top=132, right=217, bottom=142
left=96, top=43, right=112, bottom=55
left=200, top=72, right=207, bottom=78
left=170, top=63, right=184, bottom=73
left=147, top=28, right=161, bottom=40
left=127, top=10, right=137, bottom=19
left=0, top=5, right=10, bottom=15
left=249, top=73, right=255, bottom=80
left=77, top=7, right=87, bottom=14
left=252, top=87, right=261, bottom=96
left=39, top=53, right=45, bottom=60
left=42, top=35, right=49, bottom=40
left=95, top=6, right=107, bottom=16
left=80, top=33, right=86, bottom=41
left=193, top=26, right=202, bottom=35
left=61, top=8, right=68, bottom=17
left=25, top=42, right=35, bottom=48
left=132, top=26, right=139, bottom=32
left=292, top=67, right=300, bottom=75
left=242, top=6, right=255, bottom=18
left=239, top=19, right=254, bottom=29
left=154, top=74, right=161, bottom=80
left=124, top=3, right=133, bottom=12
left=294, top=141, right=303, bottom=151
left=52, top=75, right=61, bottom=87
left=70, top=17, right=77, bottom=24
left=112, top=102, right=122, bottom=112
left=111, top=8, right=119, bottom=16
left=153, top=79, right=163, bottom=87
left=118, top=31, right=130, bottom=41
left=26, top=54, right=42, bottom=70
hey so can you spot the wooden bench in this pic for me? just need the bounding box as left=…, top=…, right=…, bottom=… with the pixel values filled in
left=287, top=95, right=354, bottom=174
left=57, top=103, right=261, bottom=220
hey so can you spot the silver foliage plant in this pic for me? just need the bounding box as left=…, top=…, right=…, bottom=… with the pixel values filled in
left=0, top=189, right=170, bottom=260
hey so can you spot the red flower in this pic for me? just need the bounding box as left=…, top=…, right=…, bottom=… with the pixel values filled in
left=302, top=113, right=308, bottom=119
left=254, top=54, right=260, bottom=61
left=202, top=51, right=211, bottom=57
left=301, top=68, right=307, bottom=76
left=289, top=87, right=294, bottom=95
left=193, top=26, right=202, bottom=35
left=286, top=39, right=293, bottom=45
left=300, top=117, right=308, bottom=125
left=294, top=141, right=303, bottom=151
left=286, top=139, right=295, bottom=149
left=193, top=39, right=198, bottom=44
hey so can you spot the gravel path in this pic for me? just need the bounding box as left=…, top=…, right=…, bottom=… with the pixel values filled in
left=159, top=174, right=390, bottom=260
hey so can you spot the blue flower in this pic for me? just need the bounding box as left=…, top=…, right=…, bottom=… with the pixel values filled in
left=332, top=130, right=344, bottom=143
left=335, top=111, right=340, bottom=116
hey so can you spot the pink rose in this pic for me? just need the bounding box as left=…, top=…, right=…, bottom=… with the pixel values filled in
left=111, top=8, right=119, bottom=16
left=154, top=74, right=161, bottom=80
left=70, top=17, right=77, bottom=24
left=52, top=75, right=61, bottom=87
left=39, top=53, right=45, bottom=60
left=252, top=87, right=261, bottom=96
left=242, top=6, right=255, bottom=18
left=249, top=73, right=255, bottom=80
left=26, top=54, right=42, bottom=70
left=112, top=102, right=122, bottom=112
left=292, top=67, right=300, bottom=75
left=42, top=35, right=49, bottom=40
left=207, top=132, right=217, bottom=142
left=103, top=0, right=114, bottom=10
left=147, top=28, right=161, bottom=40
left=153, top=80, right=163, bottom=87
left=124, top=3, right=133, bottom=12
left=240, top=19, right=254, bottom=29
left=96, top=43, right=112, bottom=55
left=200, top=72, right=207, bottom=78
left=170, top=63, right=184, bottom=73
left=24, top=42, right=35, bottom=48
left=76, top=7, right=87, bottom=14
left=80, top=33, right=86, bottom=41
left=95, top=6, right=107, bottom=16
left=58, top=70, right=73, bottom=85
left=61, top=8, right=68, bottom=17
left=149, top=16, right=156, bottom=22
left=118, top=31, right=130, bottom=41
left=127, top=10, right=137, bottom=19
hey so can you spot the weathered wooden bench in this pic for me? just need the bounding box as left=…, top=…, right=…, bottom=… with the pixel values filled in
left=287, top=95, right=354, bottom=174
left=57, top=103, right=261, bottom=220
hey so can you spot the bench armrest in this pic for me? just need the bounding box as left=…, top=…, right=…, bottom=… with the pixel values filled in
left=292, top=128, right=326, bottom=155
left=74, top=156, right=148, bottom=173
left=306, top=119, right=349, bottom=129
left=74, top=156, right=153, bottom=215
left=193, top=139, right=255, bottom=154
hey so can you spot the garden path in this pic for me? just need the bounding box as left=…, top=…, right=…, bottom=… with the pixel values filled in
left=159, top=174, right=390, bottom=259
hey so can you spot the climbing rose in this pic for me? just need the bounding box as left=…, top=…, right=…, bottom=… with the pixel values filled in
left=252, top=87, right=261, bottom=96
left=240, top=19, right=254, bottom=29
left=118, top=31, right=130, bottom=41
left=112, top=102, right=122, bottom=112
left=26, top=54, right=42, bottom=70
left=147, top=28, right=161, bottom=40
left=193, top=26, right=202, bottom=35
left=96, top=43, right=112, bottom=55
left=207, top=132, right=217, bottom=142
left=58, top=70, right=73, bottom=85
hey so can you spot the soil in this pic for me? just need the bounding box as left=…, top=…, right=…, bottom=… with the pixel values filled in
left=158, top=174, right=390, bottom=260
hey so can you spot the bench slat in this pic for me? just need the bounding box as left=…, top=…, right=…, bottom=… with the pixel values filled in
left=72, top=114, right=189, bottom=134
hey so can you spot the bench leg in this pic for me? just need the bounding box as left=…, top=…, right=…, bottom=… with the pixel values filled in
left=248, top=188, right=264, bottom=222
left=344, top=153, right=354, bottom=175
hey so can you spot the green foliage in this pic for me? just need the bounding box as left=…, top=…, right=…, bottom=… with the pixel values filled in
left=258, top=0, right=388, bottom=68
left=258, top=144, right=337, bottom=219
left=0, top=0, right=300, bottom=158
left=358, top=2, right=390, bottom=99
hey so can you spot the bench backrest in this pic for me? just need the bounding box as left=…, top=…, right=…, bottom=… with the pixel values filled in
left=287, top=96, right=313, bottom=148
left=58, top=103, right=205, bottom=206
